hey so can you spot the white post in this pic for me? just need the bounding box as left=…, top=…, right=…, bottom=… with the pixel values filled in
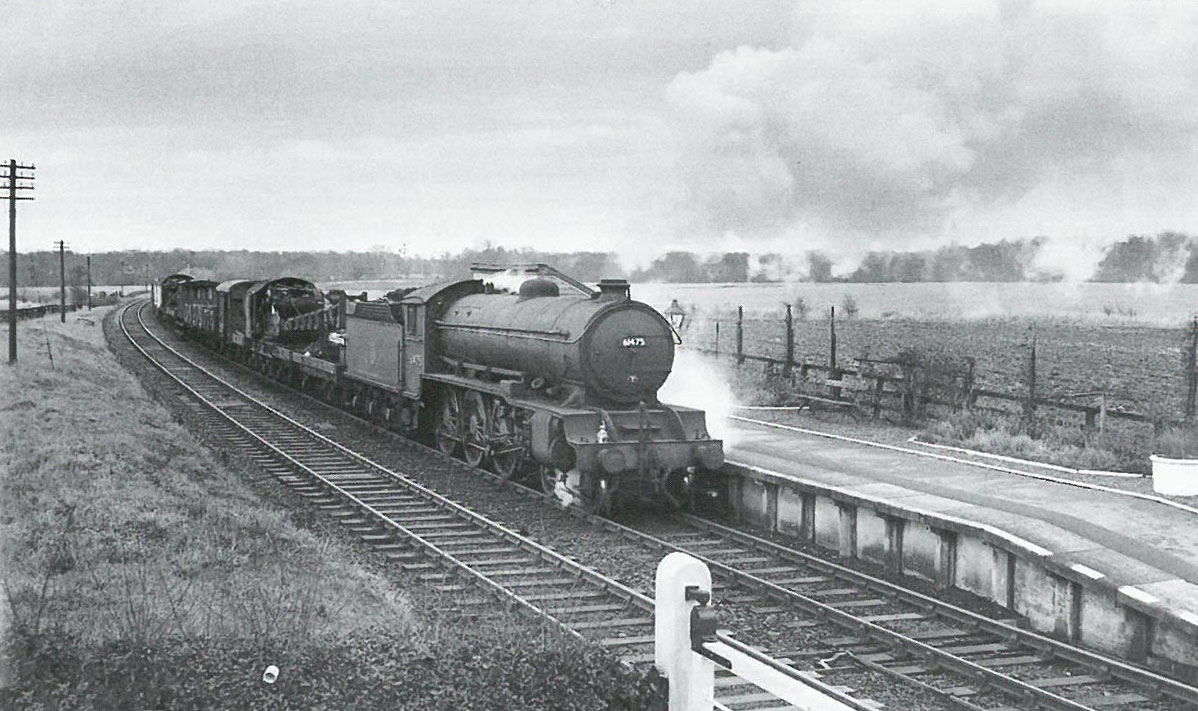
left=655, top=552, right=715, bottom=711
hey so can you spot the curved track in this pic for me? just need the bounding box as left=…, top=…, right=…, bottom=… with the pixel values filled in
left=120, top=301, right=868, bottom=710
left=121, top=301, right=1198, bottom=710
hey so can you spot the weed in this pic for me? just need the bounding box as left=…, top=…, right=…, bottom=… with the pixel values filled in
left=841, top=294, right=859, bottom=319
left=792, top=297, right=809, bottom=321
left=1153, top=426, right=1198, bottom=458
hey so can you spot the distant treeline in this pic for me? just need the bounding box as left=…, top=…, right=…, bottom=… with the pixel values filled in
left=630, top=232, right=1198, bottom=283
left=0, top=232, right=1194, bottom=287
left=0, top=246, right=623, bottom=289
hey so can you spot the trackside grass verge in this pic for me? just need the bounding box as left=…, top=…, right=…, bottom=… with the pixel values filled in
left=0, top=306, right=664, bottom=710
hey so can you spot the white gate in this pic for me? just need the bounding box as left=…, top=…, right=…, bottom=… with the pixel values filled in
left=655, top=552, right=874, bottom=711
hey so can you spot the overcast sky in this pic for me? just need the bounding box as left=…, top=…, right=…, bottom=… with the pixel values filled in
left=5, top=1, right=1198, bottom=267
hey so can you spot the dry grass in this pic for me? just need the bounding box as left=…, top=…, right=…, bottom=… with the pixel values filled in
left=0, top=307, right=666, bottom=710
left=0, top=307, right=413, bottom=653
left=923, top=411, right=1130, bottom=472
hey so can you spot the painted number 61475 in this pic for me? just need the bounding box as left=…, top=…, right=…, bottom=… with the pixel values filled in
left=621, top=337, right=646, bottom=348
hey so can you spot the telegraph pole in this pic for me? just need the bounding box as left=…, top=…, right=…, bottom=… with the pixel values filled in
left=4, top=159, right=35, bottom=365
left=119, top=259, right=124, bottom=296
left=55, top=240, right=66, bottom=323
left=86, top=255, right=92, bottom=310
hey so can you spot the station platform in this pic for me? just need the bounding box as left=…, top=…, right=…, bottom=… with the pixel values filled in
left=721, top=415, right=1198, bottom=678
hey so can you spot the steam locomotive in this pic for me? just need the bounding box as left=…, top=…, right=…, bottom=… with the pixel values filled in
left=158, top=264, right=724, bottom=513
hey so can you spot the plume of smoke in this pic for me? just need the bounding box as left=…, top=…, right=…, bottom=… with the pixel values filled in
left=1151, top=239, right=1192, bottom=285
left=664, top=3, right=1198, bottom=254
left=1027, top=236, right=1108, bottom=283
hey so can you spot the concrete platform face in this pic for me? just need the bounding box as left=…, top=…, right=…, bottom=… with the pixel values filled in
left=813, top=495, right=840, bottom=550
left=776, top=486, right=804, bottom=537
left=723, top=417, right=1198, bottom=677
left=901, top=522, right=941, bottom=583
left=855, top=508, right=889, bottom=567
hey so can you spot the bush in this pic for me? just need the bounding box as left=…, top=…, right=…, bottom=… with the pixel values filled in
left=924, top=411, right=1133, bottom=472
left=892, top=345, right=974, bottom=420
left=792, top=297, right=809, bottom=321
left=840, top=294, right=859, bottom=319
left=729, top=363, right=793, bottom=406
left=1154, top=426, right=1198, bottom=459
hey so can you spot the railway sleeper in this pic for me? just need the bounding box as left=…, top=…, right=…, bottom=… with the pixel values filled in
left=372, top=505, right=443, bottom=516
left=824, top=598, right=888, bottom=609
left=502, top=577, right=583, bottom=589
left=467, top=556, right=538, bottom=568
left=343, top=521, right=379, bottom=532
left=739, top=565, right=805, bottom=576
left=446, top=546, right=522, bottom=558
left=334, top=483, right=402, bottom=493
left=857, top=612, right=933, bottom=624
left=392, top=513, right=463, bottom=524
left=712, top=554, right=773, bottom=565
left=350, top=490, right=423, bottom=500
left=400, top=521, right=476, bottom=532
left=429, top=535, right=506, bottom=546
left=359, top=532, right=399, bottom=544
left=569, top=617, right=653, bottom=631
left=719, top=689, right=797, bottom=706
left=482, top=567, right=559, bottom=578
left=598, top=635, right=655, bottom=648
left=548, top=602, right=628, bottom=615
left=520, top=590, right=605, bottom=603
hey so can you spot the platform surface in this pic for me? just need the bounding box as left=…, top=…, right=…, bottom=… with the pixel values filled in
left=726, top=417, right=1198, bottom=601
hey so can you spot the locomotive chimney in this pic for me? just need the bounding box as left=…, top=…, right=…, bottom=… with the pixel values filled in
left=596, top=279, right=630, bottom=301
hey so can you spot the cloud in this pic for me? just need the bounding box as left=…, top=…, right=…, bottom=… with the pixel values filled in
left=664, top=2, right=1198, bottom=248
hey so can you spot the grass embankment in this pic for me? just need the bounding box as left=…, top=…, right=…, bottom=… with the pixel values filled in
left=1, top=307, right=661, bottom=710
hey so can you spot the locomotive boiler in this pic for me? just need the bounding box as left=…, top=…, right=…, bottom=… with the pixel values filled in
left=436, top=278, right=672, bottom=406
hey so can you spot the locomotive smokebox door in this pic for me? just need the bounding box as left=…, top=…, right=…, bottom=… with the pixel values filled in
left=585, top=306, right=674, bottom=404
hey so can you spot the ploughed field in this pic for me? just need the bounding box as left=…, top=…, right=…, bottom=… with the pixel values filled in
left=325, top=278, right=1195, bottom=417
left=688, top=314, right=1189, bottom=417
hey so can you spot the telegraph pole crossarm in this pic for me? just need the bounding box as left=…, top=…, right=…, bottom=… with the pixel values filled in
left=4, top=159, right=36, bottom=365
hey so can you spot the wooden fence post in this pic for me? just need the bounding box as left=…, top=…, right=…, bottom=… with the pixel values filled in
left=829, top=306, right=841, bottom=400
left=784, top=303, right=794, bottom=377
left=736, top=305, right=744, bottom=365
left=873, top=376, right=884, bottom=420
left=829, top=306, right=837, bottom=372
left=965, top=358, right=976, bottom=410
left=1098, top=393, right=1106, bottom=436
left=1186, top=317, right=1197, bottom=422
left=1023, top=326, right=1037, bottom=425
left=714, top=321, right=720, bottom=356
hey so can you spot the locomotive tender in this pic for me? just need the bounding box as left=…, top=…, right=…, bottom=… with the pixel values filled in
left=166, top=263, right=723, bottom=513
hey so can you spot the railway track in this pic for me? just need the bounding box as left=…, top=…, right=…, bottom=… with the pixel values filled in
left=121, top=300, right=1198, bottom=710
left=120, top=300, right=860, bottom=710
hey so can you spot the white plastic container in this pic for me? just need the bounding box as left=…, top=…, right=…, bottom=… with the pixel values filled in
left=1150, top=455, right=1198, bottom=496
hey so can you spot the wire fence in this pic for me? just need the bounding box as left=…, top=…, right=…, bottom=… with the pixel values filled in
left=682, top=304, right=1198, bottom=435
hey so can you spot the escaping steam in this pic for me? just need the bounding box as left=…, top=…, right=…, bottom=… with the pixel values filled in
left=659, top=349, right=741, bottom=450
